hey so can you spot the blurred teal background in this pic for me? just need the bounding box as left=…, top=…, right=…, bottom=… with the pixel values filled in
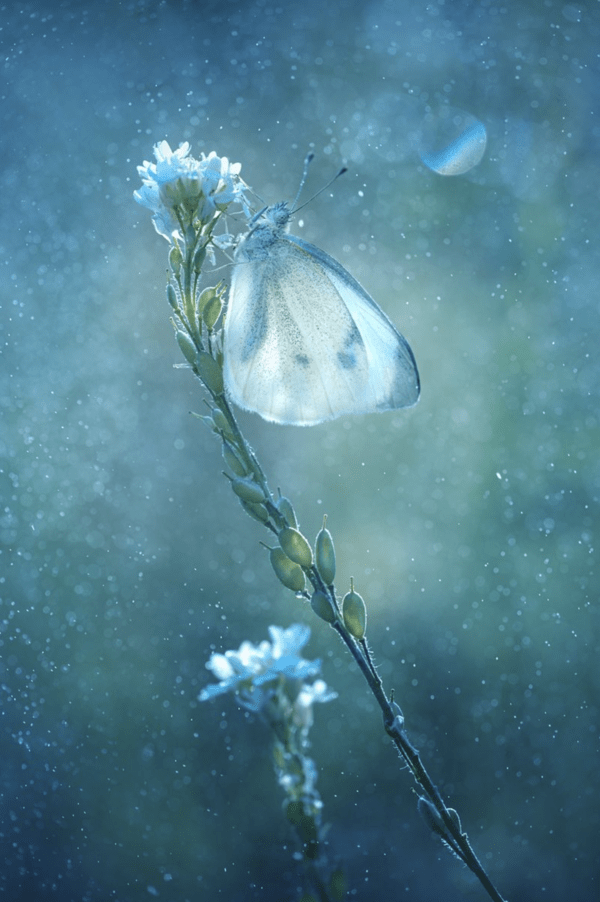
left=1, top=1, right=599, bottom=900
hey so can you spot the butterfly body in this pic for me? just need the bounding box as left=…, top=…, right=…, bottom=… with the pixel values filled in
left=223, top=202, right=420, bottom=426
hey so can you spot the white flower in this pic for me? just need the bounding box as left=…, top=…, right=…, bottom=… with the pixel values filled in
left=199, top=624, right=335, bottom=714
left=200, top=151, right=243, bottom=207
left=293, top=678, right=338, bottom=731
left=134, top=141, right=247, bottom=241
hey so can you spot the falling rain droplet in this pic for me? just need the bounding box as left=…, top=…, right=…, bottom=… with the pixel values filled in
left=419, top=109, right=487, bottom=176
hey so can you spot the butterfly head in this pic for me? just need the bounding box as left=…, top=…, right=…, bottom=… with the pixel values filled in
left=260, top=201, right=293, bottom=233
left=236, top=201, right=292, bottom=260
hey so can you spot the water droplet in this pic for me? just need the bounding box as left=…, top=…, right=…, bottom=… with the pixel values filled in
left=419, top=109, right=487, bottom=176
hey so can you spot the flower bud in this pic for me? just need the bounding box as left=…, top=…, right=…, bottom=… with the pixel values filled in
left=447, top=808, right=462, bottom=834
left=230, top=476, right=266, bottom=504
left=203, top=293, right=222, bottom=330
left=310, top=590, right=337, bottom=624
left=211, top=408, right=233, bottom=436
left=196, top=351, right=224, bottom=395
left=240, top=500, right=269, bottom=524
left=184, top=224, right=196, bottom=247
left=417, top=797, right=446, bottom=835
left=166, top=283, right=179, bottom=311
left=176, top=330, right=199, bottom=367
left=342, top=581, right=366, bottom=640
left=195, top=286, right=217, bottom=316
left=270, top=547, right=305, bottom=593
left=279, top=527, right=313, bottom=568
left=240, top=498, right=269, bottom=524
left=196, top=414, right=217, bottom=431
left=222, top=439, right=247, bottom=477
left=192, top=244, right=207, bottom=273
left=169, top=245, right=182, bottom=274
left=275, top=495, right=297, bottom=529
left=315, top=518, right=336, bottom=586
left=391, top=700, right=405, bottom=728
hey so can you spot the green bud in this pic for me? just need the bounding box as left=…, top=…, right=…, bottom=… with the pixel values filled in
left=192, top=244, right=207, bottom=273
left=230, top=476, right=266, bottom=504
left=184, top=224, right=196, bottom=247
left=270, top=547, right=305, bottom=593
left=168, top=245, right=182, bottom=273
left=275, top=495, right=297, bottom=529
left=240, top=499, right=270, bottom=524
left=195, top=286, right=217, bottom=317
left=310, top=590, right=337, bottom=624
left=211, top=407, right=234, bottom=437
left=279, top=526, right=313, bottom=568
left=196, top=351, right=224, bottom=395
left=447, top=808, right=462, bottom=834
left=222, top=439, right=247, bottom=477
left=391, top=700, right=405, bottom=727
left=176, top=330, right=199, bottom=367
left=195, top=414, right=217, bottom=431
left=315, top=518, right=336, bottom=585
left=417, top=797, right=446, bottom=835
left=342, top=580, right=366, bottom=640
left=166, top=283, right=179, bottom=311
left=203, top=293, right=222, bottom=330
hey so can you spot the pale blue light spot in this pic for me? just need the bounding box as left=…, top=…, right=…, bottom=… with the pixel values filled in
left=420, top=112, right=487, bottom=176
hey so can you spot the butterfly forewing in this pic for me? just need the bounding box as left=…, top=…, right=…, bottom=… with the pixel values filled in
left=289, top=236, right=420, bottom=410
left=223, top=207, right=420, bottom=426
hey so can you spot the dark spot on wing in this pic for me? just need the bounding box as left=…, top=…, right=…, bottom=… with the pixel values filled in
left=337, top=349, right=357, bottom=369
left=336, top=323, right=364, bottom=370
left=295, top=353, right=310, bottom=368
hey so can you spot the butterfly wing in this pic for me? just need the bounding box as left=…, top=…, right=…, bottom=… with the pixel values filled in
left=224, top=232, right=420, bottom=426
left=289, top=234, right=420, bottom=409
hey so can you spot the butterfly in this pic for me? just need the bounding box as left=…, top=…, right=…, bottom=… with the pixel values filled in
left=223, top=165, right=420, bottom=426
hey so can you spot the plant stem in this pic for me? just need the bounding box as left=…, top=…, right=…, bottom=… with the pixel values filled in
left=331, top=619, right=506, bottom=902
left=175, top=271, right=506, bottom=901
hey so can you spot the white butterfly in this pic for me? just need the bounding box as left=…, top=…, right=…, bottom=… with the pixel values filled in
left=223, top=178, right=420, bottom=426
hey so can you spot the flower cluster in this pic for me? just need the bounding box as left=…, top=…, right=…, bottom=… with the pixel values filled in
left=200, top=624, right=337, bottom=871
left=134, top=141, right=247, bottom=242
left=199, top=623, right=336, bottom=717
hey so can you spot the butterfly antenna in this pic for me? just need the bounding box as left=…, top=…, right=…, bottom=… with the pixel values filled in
left=291, top=154, right=348, bottom=215
left=290, top=152, right=315, bottom=210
